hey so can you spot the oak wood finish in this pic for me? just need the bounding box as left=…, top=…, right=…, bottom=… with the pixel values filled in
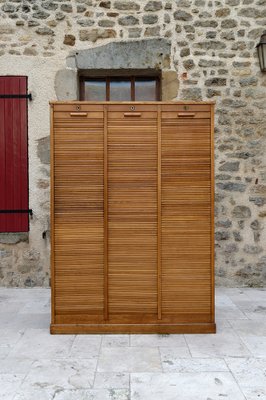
left=51, top=323, right=216, bottom=334
left=50, top=104, right=55, bottom=324
left=52, top=105, right=104, bottom=324
left=107, top=105, right=158, bottom=320
left=157, top=105, right=162, bottom=320
left=104, top=105, right=108, bottom=321
left=211, top=105, right=215, bottom=322
left=161, top=112, right=212, bottom=321
left=50, top=101, right=215, bottom=334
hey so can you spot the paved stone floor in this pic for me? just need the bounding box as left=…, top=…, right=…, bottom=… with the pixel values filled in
left=1, top=287, right=266, bottom=399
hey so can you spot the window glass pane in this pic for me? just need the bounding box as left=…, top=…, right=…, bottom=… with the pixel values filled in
left=135, top=79, right=157, bottom=101
left=262, top=45, right=266, bottom=70
left=110, top=79, right=131, bottom=101
left=84, top=79, right=106, bottom=101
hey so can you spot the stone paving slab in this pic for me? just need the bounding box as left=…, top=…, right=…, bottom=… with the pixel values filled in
left=0, top=287, right=266, bottom=399
left=131, top=372, right=246, bottom=400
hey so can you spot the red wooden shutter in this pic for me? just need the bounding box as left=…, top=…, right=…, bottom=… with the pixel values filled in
left=0, top=76, right=29, bottom=232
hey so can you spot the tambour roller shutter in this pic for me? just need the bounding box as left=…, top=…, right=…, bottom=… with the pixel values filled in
left=50, top=102, right=215, bottom=334
left=51, top=105, right=104, bottom=324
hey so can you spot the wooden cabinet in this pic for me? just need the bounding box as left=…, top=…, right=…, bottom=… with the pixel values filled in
left=50, top=102, right=215, bottom=334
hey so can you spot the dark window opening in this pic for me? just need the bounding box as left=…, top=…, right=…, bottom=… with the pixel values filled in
left=79, top=74, right=161, bottom=101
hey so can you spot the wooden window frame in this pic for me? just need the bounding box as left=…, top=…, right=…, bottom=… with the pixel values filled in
left=79, top=75, right=161, bottom=101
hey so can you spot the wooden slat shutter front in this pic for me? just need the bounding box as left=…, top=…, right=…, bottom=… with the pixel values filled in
left=161, top=109, right=213, bottom=323
left=107, top=105, right=158, bottom=322
left=52, top=105, right=105, bottom=324
left=0, top=76, right=28, bottom=232
left=50, top=102, right=215, bottom=334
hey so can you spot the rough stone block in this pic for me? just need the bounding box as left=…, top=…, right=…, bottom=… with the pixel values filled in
left=118, top=16, right=139, bottom=26
left=77, top=19, right=95, bottom=27
left=37, top=136, right=50, bottom=165
left=99, top=1, right=111, bottom=8
left=162, top=70, right=179, bottom=100
left=194, top=20, right=218, bottom=27
left=61, top=4, right=73, bottom=13
left=79, top=28, right=116, bottom=42
left=215, top=231, right=230, bottom=240
left=195, top=41, right=226, bottom=50
left=217, top=182, right=246, bottom=192
left=233, top=231, right=243, bottom=241
left=98, top=19, right=115, bottom=27
left=144, top=1, right=163, bottom=11
left=205, top=78, right=226, bottom=86
left=215, top=8, right=231, bottom=17
left=183, top=59, right=195, bottom=69
left=222, top=99, right=247, bottom=108
left=221, top=19, right=238, bottom=28
left=144, top=26, right=160, bottom=36
left=114, top=1, right=140, bottom=10
left=55, top=12, right=65, bottom=20
left=174, top=10, right=192, bottom=21
left=216, top=220, right=232, bottom=228
left=244, top=245, right=263, bottom=254
left=180, top=48, right=190, bottom=57
left=232, top=206, right=251, bottom=218
left=249, top=196, right=266, bottom=206
left=41, top=1, right=58, bottom=11
left=219, top=162, right=240, bottom=172
left=239, top=77, right=258, bottom=87
left=32, top=10, right=49, bottom=19
left=63, top=34, right=76, bottom=46
left=36, top=27, right=54, bottom=35
left=143, top=15, right=158, bottom=24
left=181, top=88, right=202, bottom=100
left=0, top=233, right=29, bottom=244
left=75, top=39, right=171, bottom=70
left=128, top=28, right=142, bottom=38
left=2, top=3, right=16, bottom=13
left=238, top=7, right=266, bottom=17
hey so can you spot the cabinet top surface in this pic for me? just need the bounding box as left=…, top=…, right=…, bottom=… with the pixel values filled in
left=50, top=100, right=215, bottom=105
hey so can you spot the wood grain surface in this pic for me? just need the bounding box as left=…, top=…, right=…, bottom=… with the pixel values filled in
left=107, top=108, right=158, bottom=320
left=50, top=102, right=215, bottom=333
left=53, top=107, right=104, bottom=324
left=161, top=113, right=212, bottom=320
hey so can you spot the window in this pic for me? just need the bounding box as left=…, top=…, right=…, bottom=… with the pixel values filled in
left=0, top=76, right=29, bottom=232
left=80, top=75, right=161, bottom=101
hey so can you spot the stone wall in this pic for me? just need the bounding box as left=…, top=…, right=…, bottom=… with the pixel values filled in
left=0, top=0, right=265, bottom=287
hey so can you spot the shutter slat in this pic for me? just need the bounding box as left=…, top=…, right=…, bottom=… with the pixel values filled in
left=19, top=77, right=29, bottom=231
left=0, top=78, right=6, bottom=231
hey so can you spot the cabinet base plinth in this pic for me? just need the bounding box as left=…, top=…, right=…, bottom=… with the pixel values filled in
left=50, top=323, right=216, bottom=334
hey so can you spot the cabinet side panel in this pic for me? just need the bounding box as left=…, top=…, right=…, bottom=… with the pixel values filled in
left=161, top=115, right=212, bottom=321
left=211, top=104, right=215, bottom=322
left=50, top=105, right=55, bottom=324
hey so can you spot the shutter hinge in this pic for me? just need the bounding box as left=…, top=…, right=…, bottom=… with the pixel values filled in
left=0, top=93, right=32, bottom=100
left=0, top=209, right=33, bottom=215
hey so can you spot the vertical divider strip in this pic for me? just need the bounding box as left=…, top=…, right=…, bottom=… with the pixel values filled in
left=104, top=105, right=108, bottom=321
left=157, top=105, right=162, bottom=320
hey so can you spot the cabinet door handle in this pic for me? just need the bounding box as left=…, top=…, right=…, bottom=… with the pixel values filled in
left=177, top=112, right=196, bottom=118
left=124, top=112, right=142, bottom=117
left=70, top=112, right=88, bottom=117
